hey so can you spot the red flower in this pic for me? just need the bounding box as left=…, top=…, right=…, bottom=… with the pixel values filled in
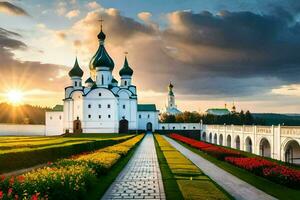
left=17, top=175, right=25, bottom=183
left=0, top=191, right=3, bottom=199
left=0, top=176, right=5, bottom=182
left=8, top=188, right=13, bottom=197
left=9, top=177, right=14, bottom=185
left=31, top=193, right=39, bottom=200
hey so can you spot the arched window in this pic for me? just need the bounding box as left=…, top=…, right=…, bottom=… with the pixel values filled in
left=139, top=114, right=141, bottom=119
left=147, top=114, right=150, bottom=118
left=88, top=104, right=91, bottom=108
left=101, top=75, right=104, bottom=85
left=108, top=114, right=111, bottom=118
left=99, top=115, right=101, bottom=119
left=98, top=104, right=101, bottom=108
left=107, top=104, right=111, bottom=108
left=88, top=114, right=91, bottom=118
left=59, top=116, right=62, bottom=120
left=162, top=126, right=165, bottom=130
left=124, top=80, right=127, bottom=86
left=99, top=93, right=102, bottom=96
left=75, top=81, right=77, bottom=87
left=123, top=105, right=126, bottom=109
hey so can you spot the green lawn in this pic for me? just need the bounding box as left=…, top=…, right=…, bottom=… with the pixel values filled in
left=176, top=139, right=300, bottom=200
left=155, top=134, right=232, bottom=200
left=0, top=134, right=134, bottom=173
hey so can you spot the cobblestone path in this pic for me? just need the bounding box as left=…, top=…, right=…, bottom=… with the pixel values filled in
left=101, top=133, right=165, bottom=200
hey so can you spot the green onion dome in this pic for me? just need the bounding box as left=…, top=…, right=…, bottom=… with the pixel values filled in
left=89, top=30, right=114, bottom=72
left=68, top=57, right=83, bottom=77
left=112, top=77, right=118, bottom=83
left=85, top=77, right=94, bottom=84
left=119, top=56, right=133, bottom=76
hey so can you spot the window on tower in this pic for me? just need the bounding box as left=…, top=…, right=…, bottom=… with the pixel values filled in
left=124, top=80, right=127, bottom=86
left=107, top=104, right=111, bottom=108
left=88, top=114, right=91, bottom=119
left=99, top=115, right=101, bottom=119
left=108, top=114, right=111, bottom=118
left=98, top=104, right=101, bottom=108
left=139, top=114, right=141, bottom=119
left=88, top=104, right=91, bottom=108
left=75, top=81, right=77, bottom=87
left=99, top=93, right=101, bottom=96
left=123, top=105, right=125, bottom=109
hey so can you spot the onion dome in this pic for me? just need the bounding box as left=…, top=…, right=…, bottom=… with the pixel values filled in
left=68, top=57, right=83, bottom=77
left=85, top=77, right=94, bottom=84
left=168, top=82, right=174, bottom=96
left=119, top=56, right=133, bottom=76
left=112, top=77, right=118, bottom=83
left=89, top=29, right=114, bottom=72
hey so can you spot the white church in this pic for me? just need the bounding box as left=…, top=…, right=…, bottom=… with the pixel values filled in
left=46, top=26, right=160, bottom=134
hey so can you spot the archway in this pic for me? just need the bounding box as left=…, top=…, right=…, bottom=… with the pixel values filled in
left=227, top=135, right=231, bottom=147
left=284, top=140, right=300, bottom=164
left=219, top=134, right=223, bottom=146
left=146, top=122, right=153, bottom=132
left=235, top=136, right=240, bottom=150
left=245, top=137, right=253, bottom=153
left=202, top=132, right=206, bottom=141
left=214, top=134, right=218, bottom=144
left=73, top=119, right=82, bottom=134
left=209, top=133, right=212, bottom=143
left=119, top=117, right=129, bottom=133
left=259, top=138, right=271, bottom=157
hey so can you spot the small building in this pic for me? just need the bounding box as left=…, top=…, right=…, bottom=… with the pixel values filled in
left=163, top=82, right=181, bottom=115
left=206, top=108, right=231, bottom=116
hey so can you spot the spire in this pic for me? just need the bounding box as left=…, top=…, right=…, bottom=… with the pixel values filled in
left=119, top=52, right=134, bottom=76
left=97, top=17, right=106, bottom=42
left=168, top=82, right=174, bottom=96
left=68, top=57, right=83, bottom=77
left=89, top=17, right=114, bottom=72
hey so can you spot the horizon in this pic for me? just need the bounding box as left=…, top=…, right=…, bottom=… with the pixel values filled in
left=1, top=0, right=300, bottom=113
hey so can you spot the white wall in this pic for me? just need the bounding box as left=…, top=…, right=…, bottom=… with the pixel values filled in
left=46, top=112, right=64, bottom=136
left=137, top=111, right=159, bottom=131
left=0, top=124, right=45, bottom=136
left=158, top=123, right=200, bottom=130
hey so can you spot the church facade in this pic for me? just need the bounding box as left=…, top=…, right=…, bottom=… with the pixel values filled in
left=46, top=26, right=158, bottom=135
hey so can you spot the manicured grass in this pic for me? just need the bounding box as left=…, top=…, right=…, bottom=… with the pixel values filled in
left=155, top=134, right=231, bottom=200
left=176, top=139, right=300, bottom=200
left=154, top=135, right=184, bottom=200
left=0, top=134, right=134, bottom=173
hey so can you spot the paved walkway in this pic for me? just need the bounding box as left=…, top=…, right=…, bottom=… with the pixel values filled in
left=102, top=134, right=165, bottom=200
left=163, top=136, right=277, bottom=200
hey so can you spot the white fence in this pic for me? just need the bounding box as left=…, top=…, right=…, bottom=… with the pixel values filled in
left=0, top=124, right=45, bottom=136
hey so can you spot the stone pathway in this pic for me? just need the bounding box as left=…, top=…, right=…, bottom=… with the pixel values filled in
left=101, top=133, right=165, bottom=200
left=163, top=136, right=277, bottom=200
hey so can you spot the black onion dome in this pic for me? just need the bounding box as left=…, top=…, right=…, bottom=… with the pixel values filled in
left=89, top=30, right=114, bottom=71
left=85, top=77, right=94, bottom=84
left=119, top=56, right=133, bottom=76
left=69, top=57, right=83, bottom=77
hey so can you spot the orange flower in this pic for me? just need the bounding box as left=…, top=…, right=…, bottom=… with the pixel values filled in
left=17, top=175, right=25, bottom=183
left=9, top=177, right=14, bottom=185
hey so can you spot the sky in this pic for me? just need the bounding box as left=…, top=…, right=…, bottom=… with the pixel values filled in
left=1, top=0, right=300, bottom=113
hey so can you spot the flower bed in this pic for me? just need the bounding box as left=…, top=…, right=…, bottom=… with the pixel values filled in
left=170, top=133, right=300, bottom=189
left=170, top=133, right=241, bottom=160
left=0, top=134, right=144, bottom=200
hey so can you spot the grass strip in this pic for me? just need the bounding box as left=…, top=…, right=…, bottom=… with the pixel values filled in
left=154, top=135, right=184, bottom=200
left=155, top=134, right=231, bottom=200
left=176, top=139, right=300, bottom=200
left=0, top=135, right=134, bottom=173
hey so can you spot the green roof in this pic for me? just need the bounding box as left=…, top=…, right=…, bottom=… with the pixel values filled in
left=89, top=30, right=114, bottom=71
left=68, top=57, right=83, bottom=77
left=138, top=104, right=157, bottom=111
left=52, top=105, right=63, bottom=111
left=206, top=108, right=230, bottom=116
left=119, top=56, right=133, bottom=76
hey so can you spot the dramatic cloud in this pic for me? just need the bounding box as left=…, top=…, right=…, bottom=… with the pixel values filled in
left=66, top=9, right=80, bottom=19
left=0, top=27, right=68, bottom=105
left=0, top=1, right=28, bottom=16
left=66, top=7, right=300, bottom=100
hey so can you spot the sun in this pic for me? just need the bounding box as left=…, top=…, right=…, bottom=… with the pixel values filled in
left=6, top=90, right=24, bottom=105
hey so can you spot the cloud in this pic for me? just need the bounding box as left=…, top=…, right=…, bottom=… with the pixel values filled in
left=87, top=1, right=101, bottom=10
left=0, top=27, right=69, bottom=103
left=0, top=1, right=28, bottom=16
left=66, top=9, right=80, bottom=19
left=138, top=12, right=152, bottom=22
left=56, top=2, right=67, bottom=16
